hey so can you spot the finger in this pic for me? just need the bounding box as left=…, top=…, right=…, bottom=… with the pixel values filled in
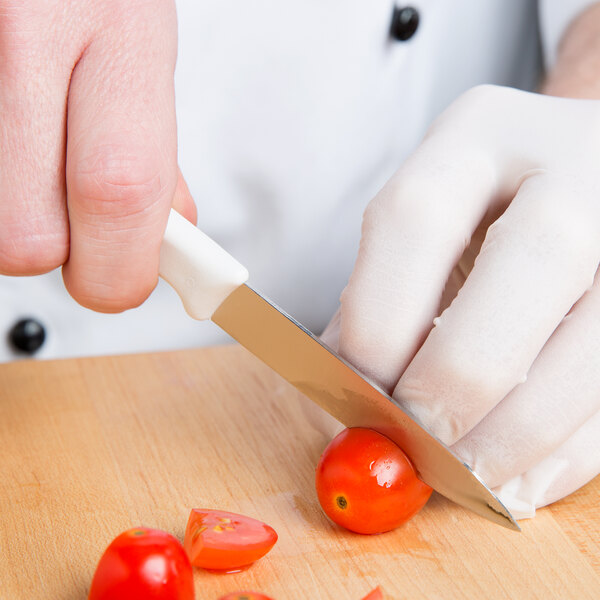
left=0, top=9, right=86, bottom=274
left=452, top=269, right=600, bottom=487
left=395, top=173, right=600, bottom=445
left=492, top=409, right=600, bottom=519
left=338, top=136, right=498, bottom=391
left=63, top=1, right=178, bottom=312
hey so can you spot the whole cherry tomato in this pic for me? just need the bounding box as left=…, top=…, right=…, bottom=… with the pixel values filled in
left=184, top=509, right=278, bottom=571
left=217, top=593, right=275, bottom=600
left=315, top=428, right=432, bottom=534
left=88, top=527, right=194, bottom=600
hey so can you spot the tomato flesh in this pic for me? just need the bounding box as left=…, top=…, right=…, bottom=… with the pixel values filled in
left=88, top=527, right=194, bottom=600
left=361, top=586, right=384, bottom=600
left=184, top=509, right=278, bottom=571
left=315, top=428, right=432, bottom=534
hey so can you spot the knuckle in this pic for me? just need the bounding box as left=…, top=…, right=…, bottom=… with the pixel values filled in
left=428, top=84, right=520, bottom=142
left=428, top=85, right=495, bottom=132
left=0, top=8, right=33, bottom=72
left=559, top=212, right=594, bottom=263
left=437, top=352, right=501, bottom=406
left=454, top=84, right=517, bottom=118
left=70, top=142, right=170, bottom=218
left=0, top=2, right=62, bottom=70
left=420, top=348, right=517, bottom=443
left=540, top=204, right=591, bottom=257
left=531, top=192, right=598, bottom=277
left=366, top=176, right=429, bottom=229
left=488, top=178, right=599, bottom=288
left=0, top=2, right=34, bottom=39
left=367, top=175, right=462, bottom=246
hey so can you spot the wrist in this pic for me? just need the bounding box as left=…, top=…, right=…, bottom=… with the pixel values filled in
left=540, top=2, right=600, bottom=99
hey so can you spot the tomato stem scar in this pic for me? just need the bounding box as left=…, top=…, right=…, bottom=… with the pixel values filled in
left=336, top=495, right=348, bottom=510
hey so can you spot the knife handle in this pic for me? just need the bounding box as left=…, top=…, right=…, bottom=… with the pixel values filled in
left=159, top=209, right=249, bottom=320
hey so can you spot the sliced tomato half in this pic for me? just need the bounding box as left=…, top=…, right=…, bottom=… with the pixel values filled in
left=217, top=593, right=275, bottom=600
left=361, top=586, right=384, bottom=600
left=184, top=509, right=277, bottom=571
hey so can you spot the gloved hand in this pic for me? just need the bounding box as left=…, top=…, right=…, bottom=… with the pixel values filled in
left=324, top=84, right=600, bottom=518
left=0, top=1, right=195, bottom=312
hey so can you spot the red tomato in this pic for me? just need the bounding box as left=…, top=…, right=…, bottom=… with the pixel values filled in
left=361, top=586, right=384, bottom=600
left=217, top=593, right=274, bottom=600
left=315, top=428, right=432, bottom=534
left=184, top=509, right=277, bottom=571
left=88, top=527, right=194, bottom=600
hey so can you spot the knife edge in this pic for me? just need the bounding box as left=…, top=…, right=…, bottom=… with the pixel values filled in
left=212, top=284, right=520, bottom=531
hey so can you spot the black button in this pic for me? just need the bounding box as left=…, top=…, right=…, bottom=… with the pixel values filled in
left=8, top=318, right=46, bottom=355
left=390, top=6, right=419, bottom=41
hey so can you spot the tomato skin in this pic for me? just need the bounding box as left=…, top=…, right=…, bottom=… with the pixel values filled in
left=88, top=527, right=194, bottom=600
left=217, top=593, right=274, bottom=600
left=315, top=428, right=432, bottom=534
left=184, top=509, right=278, bottom=571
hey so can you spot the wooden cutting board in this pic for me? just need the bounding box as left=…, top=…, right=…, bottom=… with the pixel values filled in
left=0, top=345, right=598, bottom=600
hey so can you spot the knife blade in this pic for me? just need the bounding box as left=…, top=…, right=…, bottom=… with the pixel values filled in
left=160, top=209, right=519, bottom=531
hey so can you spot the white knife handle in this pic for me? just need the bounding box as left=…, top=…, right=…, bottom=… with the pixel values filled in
left=159, top=209, right=249, bottom=320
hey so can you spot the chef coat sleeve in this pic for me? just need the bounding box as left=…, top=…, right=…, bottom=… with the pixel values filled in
left=538, top=0, right=600, bottom=69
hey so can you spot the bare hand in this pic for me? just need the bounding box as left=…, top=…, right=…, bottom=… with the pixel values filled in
left=0, top=0, right=195, bottom=312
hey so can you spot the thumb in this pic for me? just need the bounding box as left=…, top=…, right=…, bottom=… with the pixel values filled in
left=172, top=168, right=197, bottom=225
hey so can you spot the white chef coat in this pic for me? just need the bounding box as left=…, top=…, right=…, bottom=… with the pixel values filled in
left=0, top=0, right=595, bottom=362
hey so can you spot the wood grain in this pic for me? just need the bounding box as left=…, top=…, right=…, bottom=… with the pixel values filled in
left=0, top=345, right=598, bottom=600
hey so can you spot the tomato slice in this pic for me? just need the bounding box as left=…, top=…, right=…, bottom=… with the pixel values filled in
left=184, top=509, right=278, bottom=571
left=361, top=586, right=384, bottom=600
left=88, top=527, right=194, bottom=600
left=315, top=428, right=432, bottom=534
left=217, top=593, right=275, bottom=600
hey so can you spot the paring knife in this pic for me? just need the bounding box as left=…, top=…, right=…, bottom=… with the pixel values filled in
left=159, top=209, right=520, bottom=531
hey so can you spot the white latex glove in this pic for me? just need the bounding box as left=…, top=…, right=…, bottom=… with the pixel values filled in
left=325, top=85, right=600, bottom=519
